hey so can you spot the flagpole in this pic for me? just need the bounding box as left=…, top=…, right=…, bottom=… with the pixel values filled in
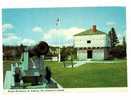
left=56, top=17, right=61, bottom=62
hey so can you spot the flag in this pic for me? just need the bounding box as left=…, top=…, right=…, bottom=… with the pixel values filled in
left=56, top=17, right=60, bottom=26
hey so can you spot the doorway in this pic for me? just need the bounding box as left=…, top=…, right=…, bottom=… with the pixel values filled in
left=87, top=50, right=92, bottom=59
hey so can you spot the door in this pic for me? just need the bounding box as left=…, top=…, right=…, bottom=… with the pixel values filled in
left=87, top=50, right=92, bottom=59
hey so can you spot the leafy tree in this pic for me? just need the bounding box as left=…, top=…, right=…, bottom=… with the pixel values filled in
left=61, top=46, right=67, bottom=61
left=108, top=27, right=119, bottom=48
left=61, top=47, right=76, bottom=68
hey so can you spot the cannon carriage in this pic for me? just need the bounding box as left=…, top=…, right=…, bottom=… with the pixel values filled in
left=4, top=41, right=62, bottom=89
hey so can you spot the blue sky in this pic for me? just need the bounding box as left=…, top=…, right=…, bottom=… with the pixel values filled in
left=2, top=7, right=126, bottom=46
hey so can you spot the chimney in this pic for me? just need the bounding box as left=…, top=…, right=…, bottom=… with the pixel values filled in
left=92, top=25, right=97, bottom=32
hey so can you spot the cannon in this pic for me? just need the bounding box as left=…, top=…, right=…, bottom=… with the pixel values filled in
left=28, top=41, right=49, bottom=57
left=4, top=41, right=62, bottom=89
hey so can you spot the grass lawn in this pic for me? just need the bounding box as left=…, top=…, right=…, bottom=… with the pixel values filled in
left=3, top=60, right=127, bottom=88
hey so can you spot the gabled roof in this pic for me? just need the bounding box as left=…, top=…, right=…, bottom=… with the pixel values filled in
left=74, top=29, right=107, bottom=36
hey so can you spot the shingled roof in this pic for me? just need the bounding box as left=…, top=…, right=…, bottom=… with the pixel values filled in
left=74, top=25, right=107, bottom=36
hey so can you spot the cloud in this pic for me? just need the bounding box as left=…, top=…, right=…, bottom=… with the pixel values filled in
left=3, top=33, right=17, bottom=39
left=63, top=27, right=85, bottom=40
left=3, top=34, right=20, bottom=46
left=2, top=23, right=14, bottom=32
left=32, top=26, right=43, bottom=33
left=3, top=33, right=36, bottom=46
left=2, top=24, right=37, bottom=46
left=106, top=22, right=116, bottom=28
left=43, top=27, right=85, bottom=46
left=3, top=37, right=36, bottom=46
left=21, top=39, right=36, bottom=46
left=117, top=31, right=126, bottom=45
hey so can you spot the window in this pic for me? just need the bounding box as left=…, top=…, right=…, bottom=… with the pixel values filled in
left=87, top=40, right=91, bottom=43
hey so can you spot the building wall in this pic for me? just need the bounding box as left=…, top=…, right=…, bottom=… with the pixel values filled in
left=77, top=49, right=107, bottom=60
left=74, top=33, right=110, bottom=60
left=77, top=49, right=87, bottom=60
left=74, top=34, right=110, bottom=48
left=104, top=48, right=109, bottom=59
left=93, top=49, right=104, bottom=60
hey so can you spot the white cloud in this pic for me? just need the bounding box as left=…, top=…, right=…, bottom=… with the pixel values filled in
left=2, top=23, right=14, bottom=32
left=63, top=27, right=85, bottom=40
left=3, top=33, right=17, bottom=39
left=3, top=33, right=36, bottom=46
left=3, top=34, right=20, bottom=46
left=117, top=31, right=126, bottom=45
left=3, top=33, right=18, bottom=40
left=32, top=26, right=43, bottom=33
left=43, top=27, right=85, bottom=46
left=106, top=22, right=116, bottom=28
left=21, top=39, right=36, bottom=46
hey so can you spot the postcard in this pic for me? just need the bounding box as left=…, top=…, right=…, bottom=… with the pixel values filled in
left=2, top=7, right=127, bottom=91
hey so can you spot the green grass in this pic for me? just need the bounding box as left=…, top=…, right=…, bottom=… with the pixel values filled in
left=3, top=60, right=127, bottom=88
left=45, top=60, right=127, bottom=88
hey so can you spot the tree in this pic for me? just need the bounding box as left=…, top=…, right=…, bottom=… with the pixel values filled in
left=60, top=47, right=66, bottom=61
left=109, top=45, right=126, bottom=59
left=61, top=47, right=76, bottom=68
left=123, top=36, right=126, bottom=49
left=122, top=36, right=126, bottom=57
left=108, top=27, right=119, bottom=48
left=109, top=36, right=126, bottom=59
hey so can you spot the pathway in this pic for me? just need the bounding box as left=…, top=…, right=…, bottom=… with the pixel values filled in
left=66, top=60, right=125, bottom=68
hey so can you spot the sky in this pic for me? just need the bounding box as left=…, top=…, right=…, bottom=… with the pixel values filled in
left=2, top=7, right=126, bottom=46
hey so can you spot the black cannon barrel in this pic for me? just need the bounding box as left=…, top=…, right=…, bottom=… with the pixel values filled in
left=28, top=41, right=49, bottom=57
